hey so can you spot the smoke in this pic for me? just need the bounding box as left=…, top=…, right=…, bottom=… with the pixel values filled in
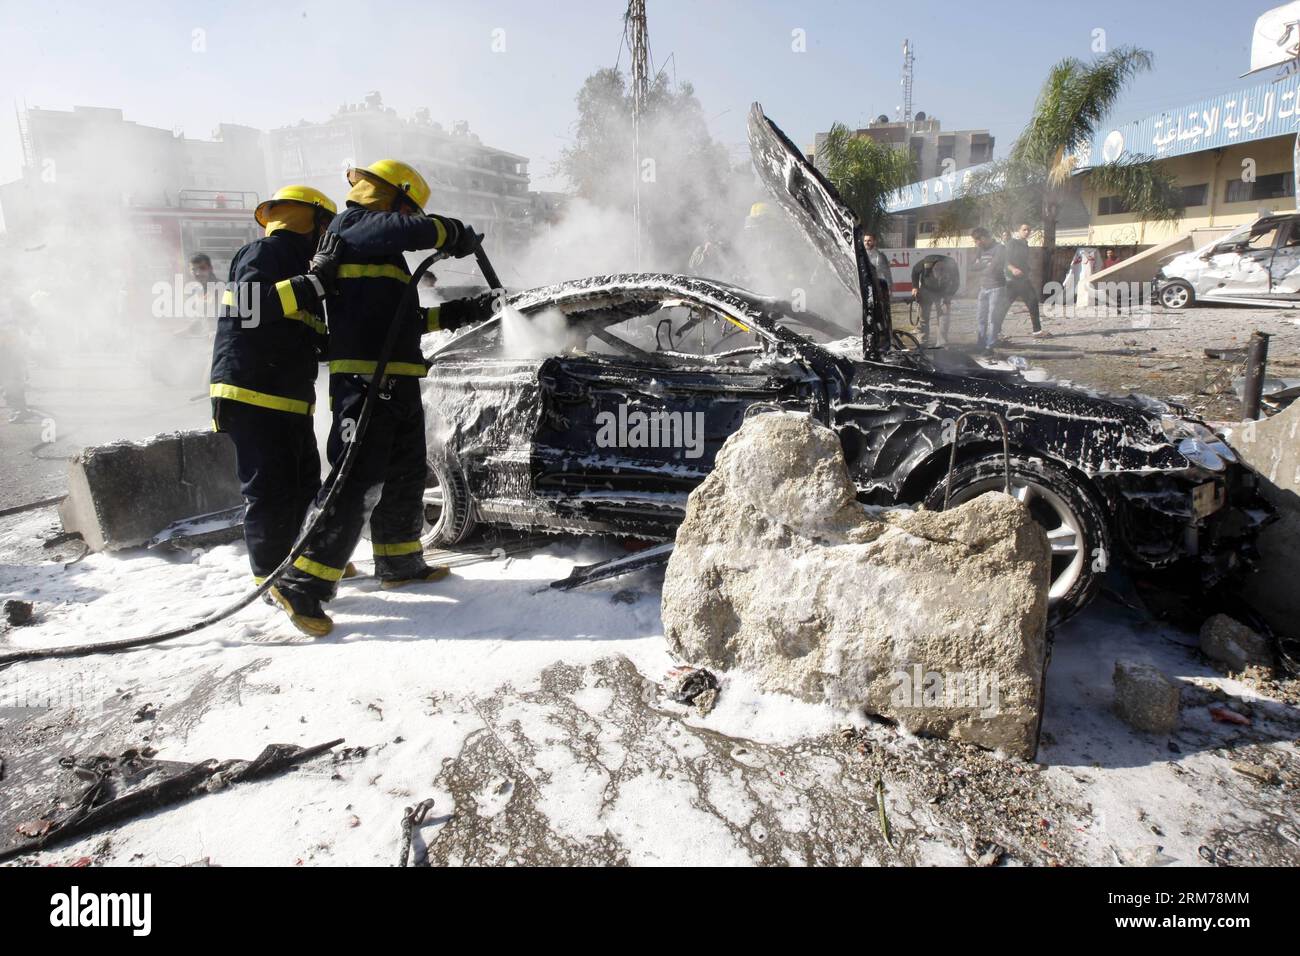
left=0, top=119, right=244, bottom=451
left=493, top=71, right=858, bottom=330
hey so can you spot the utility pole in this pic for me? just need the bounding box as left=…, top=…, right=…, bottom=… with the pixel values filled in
left=626, top=0, right=649, bottom=267
left=900, top=39, right=914, bottom=125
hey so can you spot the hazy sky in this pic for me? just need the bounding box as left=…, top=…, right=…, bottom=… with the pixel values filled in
left=0, top=0, right=1279, bottom=194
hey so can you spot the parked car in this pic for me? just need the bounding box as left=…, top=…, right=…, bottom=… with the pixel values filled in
left=1155, top=212, right=1300, bottom=309
left=420, top=105, right=1274, bottom=622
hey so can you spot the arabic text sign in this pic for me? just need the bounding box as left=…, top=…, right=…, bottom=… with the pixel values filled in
left=1077, top=72, right=1300, bottom=168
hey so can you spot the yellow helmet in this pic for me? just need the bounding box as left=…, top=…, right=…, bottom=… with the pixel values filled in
left=254, top=185, right=338, bottom=227
left=347, top=159, right=430, bottom=212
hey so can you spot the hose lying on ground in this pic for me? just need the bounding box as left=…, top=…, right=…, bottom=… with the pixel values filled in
left=0, top=248, right=476, bottom=668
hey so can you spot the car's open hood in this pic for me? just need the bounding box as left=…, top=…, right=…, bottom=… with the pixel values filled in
left=746, top=104, right=887, bottom=353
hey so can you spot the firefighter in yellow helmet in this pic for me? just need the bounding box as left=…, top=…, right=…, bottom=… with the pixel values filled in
left=272, top=160, right=496, bottom=636
left=209, top=185, right=346, bottom=595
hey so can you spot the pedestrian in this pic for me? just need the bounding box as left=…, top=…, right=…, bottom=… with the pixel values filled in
left=862, top=234, right=893, bottom=318
left=0, top=314, right=32, bottom=423
left=209, top=185, right=345, bottom=588
left=271, top=160, right=497, bottom=636
left=970, top=226, right=1009, bottom=352
left=1005, top=223, right=1046, bottom=337
left=910, top=254, right=960, bottom=346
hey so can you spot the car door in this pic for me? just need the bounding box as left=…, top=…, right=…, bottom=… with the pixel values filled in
left=1268, top=218, right=1300, bottom=297
left=1202, top=219, right=1279, bottom=299
left=531, top=303, right=821, bottom=530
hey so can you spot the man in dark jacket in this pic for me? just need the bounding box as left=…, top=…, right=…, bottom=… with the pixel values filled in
left=210, top=185, right=343, bottom=591
left=1004, top=222, right=1044, bottom=335
left=272, top=160, right=496, bottom=636
left=909, top=254, right=960, bottom=346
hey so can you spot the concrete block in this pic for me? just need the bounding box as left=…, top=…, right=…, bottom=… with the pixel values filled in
left=1113, top=660, right=1180, bottom=735
left=59, top=430, right=242, bottom=551
left=1236, top=402, right=1300, bottom=648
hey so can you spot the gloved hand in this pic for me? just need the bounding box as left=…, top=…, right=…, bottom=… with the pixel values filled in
left=308, top=231, right=347, bottom=295
left=433, top=216, right=483, bottom=259
left=436, top=290, right=501, bottom=330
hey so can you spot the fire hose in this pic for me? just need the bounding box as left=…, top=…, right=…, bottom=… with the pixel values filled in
left=0, top=242, right=502, bottom=668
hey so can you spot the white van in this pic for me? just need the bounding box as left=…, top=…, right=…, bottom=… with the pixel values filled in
left=1154, top=211, right=1300, bottom=309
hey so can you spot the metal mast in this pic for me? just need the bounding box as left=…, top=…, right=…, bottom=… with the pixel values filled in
left=626, top=0, right=649, bottom=266
left=900, top=39, right=914, bottom=124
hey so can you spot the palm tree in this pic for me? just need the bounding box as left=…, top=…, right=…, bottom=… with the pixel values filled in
left=938, top=46, right=1183, bottom=285
left=816, top=123, right=918, bottom=237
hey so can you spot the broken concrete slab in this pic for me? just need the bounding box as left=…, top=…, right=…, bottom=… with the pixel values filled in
left=661, top=411, right=1051, bottom=759
left=1113, top=660, right=1180, bottom=735
left=1235, top=401, right=1300, bottom=656
left=59, top=430, right=243, bottom=552
left=1200, top=614, right=1273, bottom=672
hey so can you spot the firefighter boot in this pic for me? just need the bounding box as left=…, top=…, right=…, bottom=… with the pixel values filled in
left=269, top=585, right=334, bottom=637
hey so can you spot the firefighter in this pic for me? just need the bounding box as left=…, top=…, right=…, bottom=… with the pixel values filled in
left=272, top=160, right=496, bottom=636
left=209, top=185, right=344, bottom=591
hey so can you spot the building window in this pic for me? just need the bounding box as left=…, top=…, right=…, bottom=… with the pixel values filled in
left=1225, top=172, right=1295, bottom=204
left=919, top=221, right=936, bottom=235
left=1098, top=195, right=1131, bottom=216
left=1180, top=183, right=1209, bottom=207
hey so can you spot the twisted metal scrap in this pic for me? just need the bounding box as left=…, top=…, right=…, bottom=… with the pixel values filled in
left=399, top=799, right=436, bottom=867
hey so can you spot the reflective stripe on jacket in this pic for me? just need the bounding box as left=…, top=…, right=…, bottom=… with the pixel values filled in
left=209, top=230, right=325, bottom=415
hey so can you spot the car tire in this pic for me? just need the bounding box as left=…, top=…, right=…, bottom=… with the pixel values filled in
left=423, top=455, right=477, bottom=549
left=923, top=454, right=1111, bottom=625
left=1158, top=279, right=1194, bottom=310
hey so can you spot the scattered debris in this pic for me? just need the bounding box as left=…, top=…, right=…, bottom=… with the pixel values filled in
left=668, top=667, right=719, bottom=709
left=1231, top=762, right=1281, bottom=786
left=1200, top=614, right=1273, bottom=672
left=398, top=798, right=435, bottom=867
left=145, top=505, right=245, bottom=551
left=875, top=778, right=892, bottom=848
left=0, top=495, right=66, bottom=519
left=3, top=599, right=34, bottom=627
left=41, top=530, right=82, bottom=549
left=1115, top=844, right=1174, bottom=866
left=0, top=738, right=343, bottom=862
left=974, top=843, right=1005, bottom=867
left=549, top=542, right=674, bottom=591
left=1113, top=660, right=1180, bottom=735
left=1208, top=704, right=1252, bottom=726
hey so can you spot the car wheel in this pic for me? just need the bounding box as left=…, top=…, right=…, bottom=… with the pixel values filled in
left=1158, top=280, right=1194, bottom=310
left=924, top=454, right=1111, bottom=625
left=422, top=455, right=477, bottom=548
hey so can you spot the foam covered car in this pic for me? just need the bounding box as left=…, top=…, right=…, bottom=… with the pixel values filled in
left=420, top=105, right=1274, bottom=622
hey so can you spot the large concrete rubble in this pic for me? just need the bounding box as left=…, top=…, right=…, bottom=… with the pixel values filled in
left=661, top=412, right=1052, bottom=758
left=58, top=430, right=243, bottom=551
left=1237, top=400, right=1300, bottom=651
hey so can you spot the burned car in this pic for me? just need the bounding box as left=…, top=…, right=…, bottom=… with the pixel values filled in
left=1155, top=211, right=1300, bottom=310
left=420, top=106, right=1273, bottom=621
